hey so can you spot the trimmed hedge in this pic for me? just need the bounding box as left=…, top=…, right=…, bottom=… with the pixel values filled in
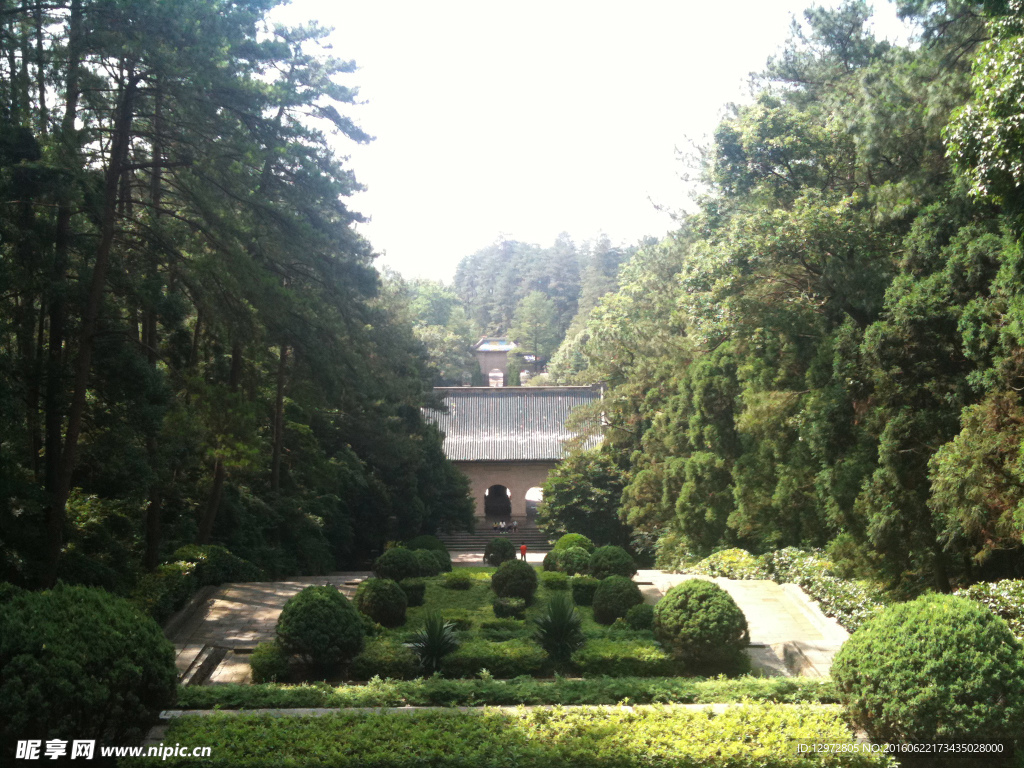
left=373, top=547, right=420, bottom=582
left=832, top=593, right=1024, bottom=743
left=399, top=578, right=426, bottom=607
left=137, top=704, right=888, bottom=767
left=589, top=545, right=636, bottom=580
left=654, top=579, right=749, bottom=673
left=413, top=549, right=444, bottom=577
left=439, top=638, right=547, bottom=678
left=571, top=575, right=600, bottom=606
left=276, top=585, right=365, bottom=670
left=349, top=638, right=420, bottom=681
left=592, top=575, right=643, bottom=625
left=540, top=571, right=569, bottom=591
left=559, top=546, right=592, bottom=575
left=484, top=537, right=517, bottom=566
left=624, top=603, right=654, bottom=630
left=0, top=585, right=177, bottom=751
left=553, top=533, right=595, bottom=553
left=250, top=641, right=290, bottom=684
left=491, top=559, right=538, bottom=603
left=443, top=570, right=473, bottom=590
left=572, top=637, right=677, bottom=677
left=354, top=578, right=407, bottom=628
left=493, top=597, right=526, bottom=619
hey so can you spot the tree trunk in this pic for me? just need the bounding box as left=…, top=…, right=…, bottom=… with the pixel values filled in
left=271, top=344, right=288, bottom=492
left=196, top=340, right=243, bottom=544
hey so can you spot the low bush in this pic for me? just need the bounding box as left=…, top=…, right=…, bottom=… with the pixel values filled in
left=0, top=585, right=177, bottom=751
left=429, top=549, right=453, bottom=573
left=131, top=561, right=197, bottom=624
left=372, top=547, right=420, bottom=582
left=540, top=571, right=569, bottom=591
left=413, top=549, right=443, bottom=577
left=570, top=575, right=600, bottom=606
left=542, top=550, right=561, bottom=571
left=440, top=637, right=547, bottom=678
left=404, top=534, right=446, bottom=552
left=957, top=578, right=1024, bottom=641
left=249, top=641, right=290, bottom=683
left=558, top=546, right=591, bottom=575
left=443, top=570, right=473, bottom=590
left=572, top=637, right=677, bottom=677
left=173, top=544, right=262, bottom=586
left=349, top=638, right=420, bottom=681
left=534, top=592, right=585, bottom=664
left=276, top=585, right=365, bottom=671
left=484, top=537, right=517, bottom=566
left=399, top=578, right=426, bottom=607
left=592, top=575, right=643, bottom=625
left=684, top=548, right=764, bottom=579
left=479, top=619, right=525, bottom=641
left=492, top=597, right=526, bottom=619
left=407, top=611, right=460, bottom=674
left=139, top=704, right=886, bottom=767
left=553, top=533, right=595, bottom=553
left=832, top=594, right=1024, bottom=743
left=354, top=578, right=407, bottom=628
left=491, top=559, right=538, bottom=603
left=654, top=579, right=749, bottom=673
left=589, top=545, right=636, bottom=580
left=625, top=603, right=654, bottom=630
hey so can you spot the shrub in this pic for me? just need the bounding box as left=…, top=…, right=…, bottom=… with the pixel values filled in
left=405, top=534, right=446, bottom=552
left=276, top=585, right=365, bottom=670
left=558, top=546, right=591, bottom=575
left=589, top=545, right=636, bottom=580
left=354, top=578, right=407, bottom=628
left=373, top=547, right=420, bottom=582
left=534, top=592, right=585, bottom=663
left=684, top=548, right=764, bottom=579
left=349, top=638, right=420, bottom=681
left=484, top=537, right=517, bottom=566
left=413, top=549, right=443, bottom=577
left=0, top=585, right=176, bottom=749
left=479, top=619, right=526, bottom=641
left=957, top=578, right=1024, bottom=641
left=131, top=561, right=197, bottom=624
left=553, top=533, right=595, bottom=553
left=249, top=640, right=290, bottom=683
left=399, top=578, right=426, bottom=607
left=542, top=550, right=561, bottom=571
left=625, top=603, right=655, bottom=630
left=572, top=637, right=677, bottom=677
left=173, top=544, right=262, bottom=586
left=493, top=597, right=527, bottom=619
left=540, top=571, right=569, bottom=591
left=654, top=579, right=749, bottom=672
left=430, top=549, right=453, bottom=573
left=0, top=582, right=23, bottom=603
left=443, top=570, right=473, bottom=590
left=408, top=611, right=460, bottom=674
left=440, top=638, right=546, bottom=678
left=571, top=575, right=600, bottom=606
left=831, top=594, right=1024, bottom=743
left=491, top=559, right=538, bottom=603
left=592, top=575, right=643, bottom=625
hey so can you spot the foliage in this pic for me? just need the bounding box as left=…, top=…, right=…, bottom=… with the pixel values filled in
left=443, top=570, right=473, bottom=590
left=250, top=641, right=290, bottom=684
left=683, top=548, right=764, bottom=579
left=492, top=597, right=527, bottom=620
left=957, top=579, right=1024, bottom=641
left=373, top=548, right=421, bottom=583
left=624, top=603, right=655, bottom=631
left=540, top=571, right=570, bottom=591
left=131, top=561, right=198, bottom=624
left=484, top=537, right=517, bottom=566
left=399, top=578, right=426, bottom=607
left=589, top=546, right=637, bottom=580
left=553, top=533, right=596, bottom=553
left=538, top=451, right=632, bottom=548
left=407, top=611, right=460, bottom=674
left=832, top=594, right=1024, bottom=743
left=349, top=638, right=420, bottom=681
left=440, top=638, right=547, bottom=679
left=571, top=637, right=678, bottom=677
left=0, top=585, right=176, bottom=750
left=558, top=546, right=592, bottom=576
left=405, top=534, right=448, bottom=552
left=491, top=559, right=539, bottom=603
left=136, top=704, right=888, bottom=767
left=543, top=551, right=561, bottom=571
left=592, top=576, right=644, bottom=625
left=571, top=575, right=601, bottom=606
left=276, top=586, right=365, bottom=671
left=533, top=592, right=586, bottom=663
left=354, top=578, right=408, bottom=628
left=173, top=545, right=263, bottom=586
left=654, top=580, right=749, bottom=673
left=413, top=549, right=444, bottom=577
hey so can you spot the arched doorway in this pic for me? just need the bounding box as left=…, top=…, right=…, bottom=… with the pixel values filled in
left=525, top=486, right=543, bottom=518
left=484, top=484, right=512, bottom=520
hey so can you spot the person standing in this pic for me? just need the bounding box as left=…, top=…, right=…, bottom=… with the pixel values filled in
left=520, top=543, right=527, bottom=561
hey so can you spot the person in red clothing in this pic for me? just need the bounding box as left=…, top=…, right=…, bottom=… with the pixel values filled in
left=520, top=543, right=527, bottom=561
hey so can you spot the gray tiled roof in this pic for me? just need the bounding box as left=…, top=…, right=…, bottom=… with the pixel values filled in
left=427, top=386, right=603, bottom=461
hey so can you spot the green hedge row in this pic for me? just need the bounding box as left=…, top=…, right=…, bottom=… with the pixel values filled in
left=134, top=705, right=888, bottom=767
left=177, top=676, right=839, bottom=709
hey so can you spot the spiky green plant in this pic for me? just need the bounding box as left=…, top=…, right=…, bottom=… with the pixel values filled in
left=534, top=592, right=585, bottom=665
left=407, top=611, right=460, bottom=674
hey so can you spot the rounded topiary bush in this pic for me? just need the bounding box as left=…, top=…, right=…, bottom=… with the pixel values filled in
left=491, top=559, right=539, bottom=604
left=553, top=533, right=595, bottom=553
left=592, top=575, right=644, bottom=625
left=405, top=534, right=446, bottom=552
left=276, top=585, right=365, bottom=670
left=429, top=548, right=453, bottom=573
left=250, top=640, right=290, bottom=683
left=444, top=570, right=473, bottom=590
left=413, top=549, right=443, bottom=577
left=0, top=585, right=177, bottom=749
left=558, top=546, right=591, bottom=576
left=654, top=579, right=748, bottom=671
left=625, top=602, right=655, bottom=630
left=399, top=578, right=426, bottom=607
left=354, top=578, right=408, bottom=628
left=373, top=547, right=420, bottom=582
left=831, top=594, right=1024, bottom=743
left=571, top=575, right=600, bottom=606
left=485, top=537, right=517, bottom=566
left=589, top=545, right=636, bottom=580
left=542, top=550, right=561, bottom=572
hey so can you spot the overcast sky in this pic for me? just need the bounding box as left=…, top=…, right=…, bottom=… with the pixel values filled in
left=280, top=1, right=912, bottom=282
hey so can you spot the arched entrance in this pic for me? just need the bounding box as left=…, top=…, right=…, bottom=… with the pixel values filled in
left=525, top=486, right=544, bottom=518
left=484, top=484, right=512, bottom=520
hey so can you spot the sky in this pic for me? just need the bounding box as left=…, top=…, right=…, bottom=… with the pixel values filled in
left=279, top=1, right=913, bottom=282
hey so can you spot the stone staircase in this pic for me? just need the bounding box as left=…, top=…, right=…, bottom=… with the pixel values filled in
left=438, top=523, right=553, bottom=553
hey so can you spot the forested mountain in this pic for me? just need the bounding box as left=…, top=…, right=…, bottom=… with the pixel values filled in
left=0, top=0, right=473, bottom=590
left=541, top=0, right=1024, bottom=594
